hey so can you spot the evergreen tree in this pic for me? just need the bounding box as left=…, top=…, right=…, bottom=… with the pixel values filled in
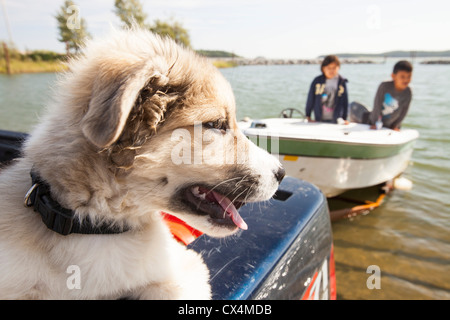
left=150, top=19, right=191, bottom=48
left=114, top=0, right=147, bottom=28
left=114, top=0, right=191, bottom=48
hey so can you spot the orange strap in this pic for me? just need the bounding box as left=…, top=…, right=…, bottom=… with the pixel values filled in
left=351, top=193, right=385, bottom=212
left=161, top=212, right=203, bottom=245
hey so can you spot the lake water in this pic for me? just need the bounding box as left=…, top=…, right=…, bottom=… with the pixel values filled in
left=1, top=62, right=449, bottom=300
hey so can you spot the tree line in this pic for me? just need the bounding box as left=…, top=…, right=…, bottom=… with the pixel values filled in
left=1, top=0, right=233, bottom=73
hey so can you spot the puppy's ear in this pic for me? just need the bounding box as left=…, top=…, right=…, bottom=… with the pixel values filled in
left=81, top=67, right=170, bottom=148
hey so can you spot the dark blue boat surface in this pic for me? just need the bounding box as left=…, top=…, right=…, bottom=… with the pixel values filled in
left=0, top=130, right=335, bottom=300
left=190, top=176, right=334, bottom=300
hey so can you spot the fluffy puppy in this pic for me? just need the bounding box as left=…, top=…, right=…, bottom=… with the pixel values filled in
left=0, top=28, right=284, bottom=299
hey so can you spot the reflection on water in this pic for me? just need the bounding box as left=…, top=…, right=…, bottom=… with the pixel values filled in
left=0, top=73, right=56, bottom=132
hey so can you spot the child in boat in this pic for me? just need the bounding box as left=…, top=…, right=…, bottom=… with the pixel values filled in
left=369, top=60, right=413, bottom=131
left=305, top=55, right=349, bottom=123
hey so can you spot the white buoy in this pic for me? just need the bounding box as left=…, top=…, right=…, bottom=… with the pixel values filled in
left=393, top=177, right=413, bottom=191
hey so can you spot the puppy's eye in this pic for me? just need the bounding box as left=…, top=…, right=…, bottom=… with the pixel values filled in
left=204, top=119, right=228, bottom=133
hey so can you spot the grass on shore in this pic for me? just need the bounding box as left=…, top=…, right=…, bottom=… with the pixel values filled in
left=0, top=59, right=68, bottom=74
left=212, top=60, right=238, bottom=68
left=0, top=58, right=235, bottom=74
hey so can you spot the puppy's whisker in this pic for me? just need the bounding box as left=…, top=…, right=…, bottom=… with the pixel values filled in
left=234, top=175, right=249, bottom=188
left=242, top=182, right=256, bottom=204
left=204, top=177, right=243, bottom=197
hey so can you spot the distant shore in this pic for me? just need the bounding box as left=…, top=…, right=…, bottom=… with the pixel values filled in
left=211, top=57, right=377, bottom=68
left=211, top=57, right=450, bottom=68
left=420, top=60, right=450, bottom=65
left=3, top=56, right=449, bottom=74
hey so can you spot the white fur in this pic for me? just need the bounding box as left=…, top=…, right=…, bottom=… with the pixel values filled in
left=0, top=28, right=282, bottom=299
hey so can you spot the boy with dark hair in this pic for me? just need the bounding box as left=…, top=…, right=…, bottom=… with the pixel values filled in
left=369, top=60, right=413, bottom=130
left=305, top=55, right=349, bottom=123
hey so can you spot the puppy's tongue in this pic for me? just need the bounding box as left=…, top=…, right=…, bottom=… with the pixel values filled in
left=210, top=190, right=248, bottom=230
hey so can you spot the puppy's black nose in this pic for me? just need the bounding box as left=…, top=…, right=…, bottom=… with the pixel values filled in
left=274, top=167, right=285, bottom=183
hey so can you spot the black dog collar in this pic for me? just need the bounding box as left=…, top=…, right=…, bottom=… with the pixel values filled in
left=24, top=171, right=129, bottom=236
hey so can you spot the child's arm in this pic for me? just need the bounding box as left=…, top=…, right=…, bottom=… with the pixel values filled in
left=369, top=83, right=384, bottom=126
left=305, top=80, right=316, bottom=121
left=342, top=82, right=349, bottom=120
left=390, top=91, right=412, bottom=130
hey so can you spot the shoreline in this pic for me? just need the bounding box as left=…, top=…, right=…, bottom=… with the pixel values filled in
left=210, top=57, right=378, bottom=68
left=3, top=57, right=450, bottom=74
left=0, top=60, right=68, bottom=74
left=420, top=60, right=450, bottom=65
left=211, top=57, right=450, bottom=68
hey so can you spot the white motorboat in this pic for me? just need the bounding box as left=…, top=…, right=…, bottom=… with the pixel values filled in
left=239, top=109, right=419, bottom=197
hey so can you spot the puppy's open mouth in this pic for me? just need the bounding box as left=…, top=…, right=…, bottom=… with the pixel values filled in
left=184, top=186, right=248, bottom=230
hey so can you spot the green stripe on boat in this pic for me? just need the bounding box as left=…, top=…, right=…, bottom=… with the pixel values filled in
left=247, top=135, right=416, bottom=159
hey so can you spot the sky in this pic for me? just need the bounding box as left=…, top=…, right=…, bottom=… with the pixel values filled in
left=1, top=0, right=450, bottom=59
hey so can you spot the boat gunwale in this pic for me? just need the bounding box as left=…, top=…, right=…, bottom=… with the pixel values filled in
left=245, top=132, right=418, bottom=160
left=241, top=118, right=420, bottom=146
left=244, top=131, right=419, bottom=148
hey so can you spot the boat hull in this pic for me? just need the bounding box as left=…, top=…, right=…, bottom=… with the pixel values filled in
left=279, top=148, right=414, bottom=197
left=240, top=119, right=419, bottom=197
